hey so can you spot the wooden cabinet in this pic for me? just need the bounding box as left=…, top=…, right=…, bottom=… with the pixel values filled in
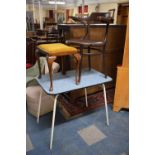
left=113, top=19, right=129, bottom=112
left=117, top=3, right=129, bottom=25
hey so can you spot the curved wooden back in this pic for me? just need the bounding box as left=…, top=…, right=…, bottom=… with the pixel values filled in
left=69, top=11, right=114, bottom=42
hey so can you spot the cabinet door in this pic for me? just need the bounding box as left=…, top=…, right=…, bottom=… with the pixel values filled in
left=113, top=19, right=129, bottom=112
left=113, top=67, right=129, bottom=112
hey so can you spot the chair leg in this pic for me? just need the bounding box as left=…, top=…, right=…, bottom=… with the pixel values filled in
left=102, top=45, right=107, bottom=78
left=50, top=94, right=59, bottom=150
left=102, top=84, right=109, bottom=126
left=47, top=56, right=57, bottom=91
left=61, top=56, right=66, bottom=75
left=36, top=50, right=42, bottom=78
left=88, top=46, right=91, bottom=71
left=73, top=53, right=81, bottom=84
left=79, top=46, right=83, bottom=81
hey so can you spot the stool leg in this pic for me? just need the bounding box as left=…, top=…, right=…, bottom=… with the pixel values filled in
left=50, top=94, right=59, bottom=150
left=73, top=53, right=81, bottom=84
left=37, top=89, right=42, bottom=124
left=36, top=50, right=42, bottom=78
left=84, top=88, right=88, bottom=107
left=102, top=45, right=107, bottom=78
left=88, top=46, right=91, bottom=71
left=61, top=56, right=66, bottom=75
left=47, top=56, right=57, bottom=91
left=102, top=84, right=109, bottom=126
left=79, top=46, right=83, bottom=79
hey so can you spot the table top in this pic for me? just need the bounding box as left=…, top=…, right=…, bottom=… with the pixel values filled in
left=36, top=68, right=112, bottom=95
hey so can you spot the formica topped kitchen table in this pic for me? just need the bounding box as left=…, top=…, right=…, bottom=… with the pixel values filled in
left=36, top=68, right=112, bottom=150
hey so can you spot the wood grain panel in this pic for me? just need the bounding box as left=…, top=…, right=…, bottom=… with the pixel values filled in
left=113, top=20, right=129, bottom=111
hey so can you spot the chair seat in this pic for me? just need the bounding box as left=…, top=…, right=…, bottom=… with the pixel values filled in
left=66, top=39, right=104, bottom=47
left=37, top=43, right=77, bottom=56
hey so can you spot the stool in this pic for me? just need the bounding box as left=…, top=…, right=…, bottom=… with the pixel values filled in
left=26, top=57, right=60, bottom=87
left=36, top=43, right=81, bottom=91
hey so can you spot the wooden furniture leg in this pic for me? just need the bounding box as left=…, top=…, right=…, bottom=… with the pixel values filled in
left=88, top=46, right=91, bottom=71
left=79, top=46, right=83, bottom=81
left=61, top=56, right=66, bottom=75
left=73, top=53, right=81, bottom=84
left=36, top=50, right=42, bottom=78
left=47, top=56, right=57, bottom=91
left=102, top=45, right=107, bottom=78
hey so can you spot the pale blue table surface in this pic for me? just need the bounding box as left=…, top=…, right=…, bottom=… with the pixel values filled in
left=36, top=69, right=112, bottom=95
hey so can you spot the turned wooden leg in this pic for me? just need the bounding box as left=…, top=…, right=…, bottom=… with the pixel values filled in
left=73, top=53, right=81, bottom=84
left=47, top=56, right=57, bottom=91
left=61, top=56, right=66, bottom=75
left=88, top=46, right=91, bottom=71
left=36, top=50, right=42, bottom=79
left=79, top=46, right=83, bottom=81
left=102, top=45, right=107, bottom=78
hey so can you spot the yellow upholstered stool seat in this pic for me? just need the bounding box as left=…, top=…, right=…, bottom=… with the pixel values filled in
left=37, top=43, right=77, bottom=56
left=36, top=43, right=81, bottom=91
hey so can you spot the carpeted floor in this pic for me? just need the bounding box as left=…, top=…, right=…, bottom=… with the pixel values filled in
left=26, top=104, right=129, bottom=155
left=59, top=88, right=115, bottom=118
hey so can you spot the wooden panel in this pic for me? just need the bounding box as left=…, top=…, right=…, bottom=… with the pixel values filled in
left=122, top=20, right=129, bottom=67
left=117, top=4, right=129, bottom=25
left=49, top=10, right=54, bottom=18
left=113, top=67, right=129, bottom=111
left=70, top=27, right=86, bottom=39
left=66, top=9, right=69, bottom=21
left=113, top=20, right=129, bottom=111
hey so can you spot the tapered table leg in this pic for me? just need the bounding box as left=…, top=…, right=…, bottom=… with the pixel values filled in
left=102, top=84, right=109, bottom=126
left=50, top=94, right=59, bottom=150
left=37, top=89, right=42, bottom=124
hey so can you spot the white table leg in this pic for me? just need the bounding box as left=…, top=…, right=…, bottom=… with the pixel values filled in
left=102, top=84, right=109, bottom=126
left=84, top=88, right=88, bottom=107
left=50, top=94, right=59, bottom=150
left=37, top=89, right=42, bottom=124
